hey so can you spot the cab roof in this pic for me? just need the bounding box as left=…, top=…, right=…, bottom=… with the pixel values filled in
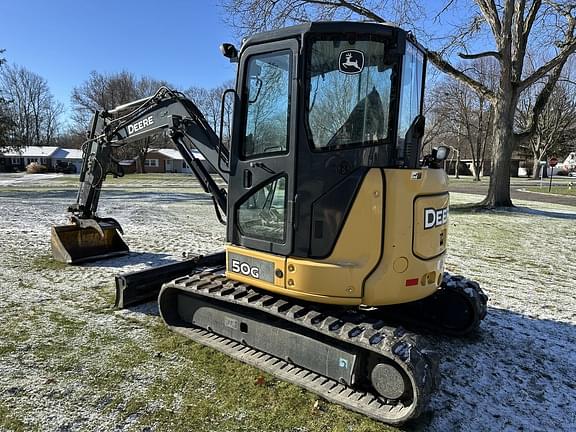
left=241, top=21, right=407, bottom=50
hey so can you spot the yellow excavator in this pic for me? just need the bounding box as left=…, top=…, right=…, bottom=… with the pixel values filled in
left=51, top=22, right=487, bottom=424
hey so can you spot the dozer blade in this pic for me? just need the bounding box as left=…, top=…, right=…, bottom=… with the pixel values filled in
left=114, top=251, right=225, bottom=308
left=51, top=221, right=129, bottom=264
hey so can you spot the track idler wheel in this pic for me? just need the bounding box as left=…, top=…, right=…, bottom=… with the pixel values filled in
left=370, top=362, right=410, bottom=401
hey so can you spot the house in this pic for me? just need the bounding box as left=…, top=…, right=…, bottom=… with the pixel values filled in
left=143, top=148, right=213, bottom=174
left=0, top=146, right=59, bottom=171
left=52, top=148, right=84, bottom=173
left=0, top=145, right=216, bottom=174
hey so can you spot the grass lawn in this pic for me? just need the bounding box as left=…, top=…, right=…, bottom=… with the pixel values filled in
left=1, top=177, right=575, bottom=432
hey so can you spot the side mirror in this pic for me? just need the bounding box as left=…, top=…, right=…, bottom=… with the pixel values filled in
left=422, top=145, right=451, bottom=168
left=403, top=115, right=426, bottom=168
left=435, top=145, right=450, bottom=162
left=220, top=43, right=239, bottom=63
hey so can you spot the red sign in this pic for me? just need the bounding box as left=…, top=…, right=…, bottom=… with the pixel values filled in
left=549, top=157, right=559, bottom=167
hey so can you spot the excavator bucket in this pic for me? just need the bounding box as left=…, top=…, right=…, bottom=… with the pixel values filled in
left=51, top=221, right=129, bottom=264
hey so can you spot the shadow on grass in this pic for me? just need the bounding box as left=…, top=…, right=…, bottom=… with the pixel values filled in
left=124, top=301, right=160, bottom=317
left=85, top=251, right=178, bottom=268
left=511, top=206, right=576, bottom=220
left=408, top=306, right=576, bottom=431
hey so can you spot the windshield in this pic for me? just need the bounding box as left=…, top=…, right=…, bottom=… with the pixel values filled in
left=307, top=38, right=394, bottom=150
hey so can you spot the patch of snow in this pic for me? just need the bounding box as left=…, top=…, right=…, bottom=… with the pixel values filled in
left=0, top=172, right=63, bottom=186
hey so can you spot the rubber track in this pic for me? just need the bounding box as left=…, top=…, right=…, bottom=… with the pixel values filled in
left=441, top=272, right=488, bottom=332
left=378, top=273, right=489, bottom=337
left=160, top=272, right=438, bottom=424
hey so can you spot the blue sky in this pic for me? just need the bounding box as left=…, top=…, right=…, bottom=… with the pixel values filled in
left=0, top=1, right=239, bottom=121
left=0, top=0, right=476, bottom=125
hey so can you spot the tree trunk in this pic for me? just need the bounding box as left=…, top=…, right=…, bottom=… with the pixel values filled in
left=473, top=161, right=481, bottom=181
left=480, top=98, right=516, bottom=208
left=136, top=154, right=146, bottom=174
left=532, top=157, right=541, bottom=180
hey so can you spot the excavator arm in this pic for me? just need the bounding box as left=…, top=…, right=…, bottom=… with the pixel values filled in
left=52, top=86, right=231, bottom=263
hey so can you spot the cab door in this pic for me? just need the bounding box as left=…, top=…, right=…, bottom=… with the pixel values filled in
left=227, top=39, right=298, bottom=256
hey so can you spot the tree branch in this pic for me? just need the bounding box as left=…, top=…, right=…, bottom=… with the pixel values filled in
left=458, top=51, right=501, bottom=60
left=476, top=0, right=502, bottom=36
left=499, top=0, right=515, bottom=66
left=515, top=64, right=563, bottom=142
left=523, top=0, right=541, bottom=40
left=333, top=0, right=385, bottom=22
left=433, top=0, right=457, bottom=22
left=519, top=39, right=576, bottom=91
left=520, top=4, right=576, bottom=90
left=512, top=0, right=539, bottom=81
left=427, top=50, right=496, bottom=102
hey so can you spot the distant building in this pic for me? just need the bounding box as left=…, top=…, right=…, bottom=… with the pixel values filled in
left=0, top=146, right=59, bottom=171
left=0, top=146, right=215, bottom=174
left=142, top=148, right=213, bottom=174
left=52, top=148, right=84, bottom=172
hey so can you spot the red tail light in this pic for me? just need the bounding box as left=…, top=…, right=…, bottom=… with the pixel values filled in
left=405, top=278, right=419, bottom=287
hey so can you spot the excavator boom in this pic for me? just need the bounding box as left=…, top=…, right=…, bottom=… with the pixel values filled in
left=52, top=87, right=230, bottom=263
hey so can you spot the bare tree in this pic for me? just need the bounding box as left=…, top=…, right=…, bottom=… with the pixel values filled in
left=517, top=76, right=576, bottom=178
left=223, top=0, right=425, bottom=34
left=0, top=63, right=63, bottom=149
left=430, top=1, right=576, bottom=206
left=71, top=71, right=140, bottom=130
left=53, top=130, right=86, bottom=149
left=0, top=96, right=12, bottom=147
left=70, top=71, right=171, bottom=173
left=431, top=58, right=497, bottom=181
left=185, top=80, right=235, bottom=143
left=0, top=49, right=14, bottom=147
left=223, top=0, right=576, bottom=207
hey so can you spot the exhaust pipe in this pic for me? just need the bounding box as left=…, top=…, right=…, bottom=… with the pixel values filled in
left=51, top=220, right=129, bottom=264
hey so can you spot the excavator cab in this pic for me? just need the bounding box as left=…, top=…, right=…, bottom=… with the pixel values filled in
left=223, top=22, right=446, bottom=306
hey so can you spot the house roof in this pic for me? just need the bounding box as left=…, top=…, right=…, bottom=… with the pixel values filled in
left=153, top=148, right=205, bottom=161
left=52, top=148, right=84, bottom=159
left=1, top=146, right=59, bottom=157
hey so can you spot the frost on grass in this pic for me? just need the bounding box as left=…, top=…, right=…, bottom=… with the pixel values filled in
left=0, top=176, right=224, bottom=431
left=427, top=193, right=576, bottom=432
left=0, top=176, right=575, bottom=431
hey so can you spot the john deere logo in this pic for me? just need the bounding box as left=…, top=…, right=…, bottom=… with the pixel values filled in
left=424, top=207, right=449, bottom=230
left=339, top=50, right=364, bottom=74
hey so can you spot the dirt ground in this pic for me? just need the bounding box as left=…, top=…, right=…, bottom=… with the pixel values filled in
left=0, top=173, right=574, bottom=432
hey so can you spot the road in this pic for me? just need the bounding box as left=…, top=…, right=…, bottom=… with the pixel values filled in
left=449, top=176, right=576, bottom=207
